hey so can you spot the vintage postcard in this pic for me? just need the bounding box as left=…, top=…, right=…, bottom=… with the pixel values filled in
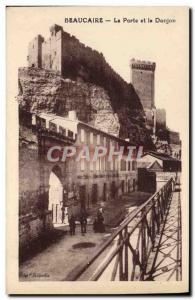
left=6, top=6, right=189, bottom=294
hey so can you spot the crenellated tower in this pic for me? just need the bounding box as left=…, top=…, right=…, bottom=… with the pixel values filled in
left=130, top=59, right=156, bottom=109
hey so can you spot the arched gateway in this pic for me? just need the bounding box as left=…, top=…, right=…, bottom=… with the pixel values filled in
left=48, top=165, right=65, bottom=225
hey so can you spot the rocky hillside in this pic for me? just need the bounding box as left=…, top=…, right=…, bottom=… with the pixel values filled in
left=17, top=67, right=154, bottom=149
left=18, top=68, right=120, bottom=136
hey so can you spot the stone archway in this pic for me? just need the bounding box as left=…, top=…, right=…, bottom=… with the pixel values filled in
left=48, top=165, right=64, bottom=224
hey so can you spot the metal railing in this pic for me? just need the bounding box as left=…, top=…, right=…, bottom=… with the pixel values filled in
left=65, top=178, right=175, bottom=281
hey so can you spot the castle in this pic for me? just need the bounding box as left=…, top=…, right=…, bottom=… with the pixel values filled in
left=130, top=59, right=166, bottom=136
left=28, top=24, right=73, bottom=75
left=130, top=59, right=156, bottom=110
left=27, top=24, right=176, bottom=147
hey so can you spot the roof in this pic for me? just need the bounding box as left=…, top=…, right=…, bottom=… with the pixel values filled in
left=142, top=151, right=181, bottom=162
left=38, top=112, right=78, bottom=133
left=37, top=112, right=136, bottom=146
left=148, top=160, right=163, bottom=171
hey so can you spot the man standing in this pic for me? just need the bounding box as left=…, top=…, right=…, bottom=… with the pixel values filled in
left=80, top=211, right=87, bottom=235
left=68, top=214, right=76, bottom=236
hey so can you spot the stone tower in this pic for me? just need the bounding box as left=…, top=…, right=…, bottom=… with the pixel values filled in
left=27, top=35, right=44, bottom=68
left=130, top=59, right=156, bottom=109
left=27, top=24, right=64, bottom=73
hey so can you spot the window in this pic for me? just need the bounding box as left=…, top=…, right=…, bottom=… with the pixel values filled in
left=49, top=122, right=57, bottom=132
left=132, top=160, right=137, bottom=171
left=68, top=130, right=73, bottom=138
left=90, top=132, right=93, bottom=144
left=115, top=159, right=118, bottom=171
left=80, top=129, right=85, bottom=143
left=96, top=158, right=100, bottom=171
left=110, top=160, right=113, bottom=171
left=90, top=160, right=93, bottom=171
left=101, top=157, right=104, bottom=171
left=103, top=136, right=106, bottom=146
left=97, top=134, right=100, bottom=145
left=99, top=157, right=101, bottom=171
left=91, top=184, right=98, bottom=203
left=80, top=159, right=85, bottom=171
left=104, top=157, right=107, bottom=171
left=59, top=126, right=66, bottom=136
left=121, top=160, right=126, bottom=171
left=113, top=158, right=115, bottom=171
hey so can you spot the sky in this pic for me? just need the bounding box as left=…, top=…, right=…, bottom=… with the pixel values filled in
left=7, top=6, right=189, bottom=140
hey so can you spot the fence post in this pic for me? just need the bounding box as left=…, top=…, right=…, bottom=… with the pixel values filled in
left=151, top=199, right=156, bottom=248
left=119, top=232, right=124, bottom=280
left=141, top=208, right=146, bottom=280
left=124, top=227, right=129, bottom=280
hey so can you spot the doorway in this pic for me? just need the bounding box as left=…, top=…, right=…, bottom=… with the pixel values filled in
left=79, top=185, right=86, bottom=211
left=48, top=166, right=63, bottom=224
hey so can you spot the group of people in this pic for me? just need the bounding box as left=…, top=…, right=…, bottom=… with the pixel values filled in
left=68, top=211, right=87, bottom=236
left=67, top=208, right=105, bottom=236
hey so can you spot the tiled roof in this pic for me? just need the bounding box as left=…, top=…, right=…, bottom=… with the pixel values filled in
left=143, top=151, right=180, bottom=162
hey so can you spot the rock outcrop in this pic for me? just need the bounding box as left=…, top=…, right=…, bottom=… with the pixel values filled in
left=17, top=67, right=120, bottom=136
left=17, top=67, right=154, bottom=149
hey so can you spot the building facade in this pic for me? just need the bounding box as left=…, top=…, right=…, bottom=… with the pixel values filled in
left=36, top=111, right=138, bottom=220
left=19, top=110, right=138, bottom=245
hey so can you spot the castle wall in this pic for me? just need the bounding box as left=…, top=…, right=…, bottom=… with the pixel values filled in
left=156, top=108, right=166, bottom=127
left=132, top=69, right=154, bottom=109
left=25, top=25, right=154, bottom=149
left=168, top=130, right=180, bottom=145
left=19, top=124, right=54, bottom=252
left=42, top=29, right=63, bottom=72
left=42, top=38, right=51, bottom=69
left=19, top=126, right=40, bottom=215
left=27, top=35, right=44, bottom=68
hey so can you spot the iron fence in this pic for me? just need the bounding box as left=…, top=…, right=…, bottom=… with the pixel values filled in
left=65, top=178, right=175, bottom=281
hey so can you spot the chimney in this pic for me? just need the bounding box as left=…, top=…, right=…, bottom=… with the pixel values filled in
left=68, top=110, right=77, bottom=121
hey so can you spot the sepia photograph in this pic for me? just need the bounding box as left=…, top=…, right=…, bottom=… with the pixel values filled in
left=6, top=6, right=189, bottom=294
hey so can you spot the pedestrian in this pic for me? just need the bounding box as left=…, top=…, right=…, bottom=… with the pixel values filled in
left=93, top=217, right=98, bottom=233
left=61, top=206, right=65, bottom=224
left=80, top=211, right=87, bottom=235
left=68, top=214, right=76, bottom=236
left=96, top=209, right=105, bottom=233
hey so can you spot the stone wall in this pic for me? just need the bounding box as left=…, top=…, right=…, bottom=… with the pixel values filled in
left=168, top=130, right=180, bottom=145
left=27, top=35, right=44, bottom=68
left=19, top=126, right=54, bottom=255
left=19, top=125, right=40, bottom=215
left=19, top=211, right=53, bottom=252
left=42, top=26, right=63, bottom=72
left=156, top=108, right=166, bottom=128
